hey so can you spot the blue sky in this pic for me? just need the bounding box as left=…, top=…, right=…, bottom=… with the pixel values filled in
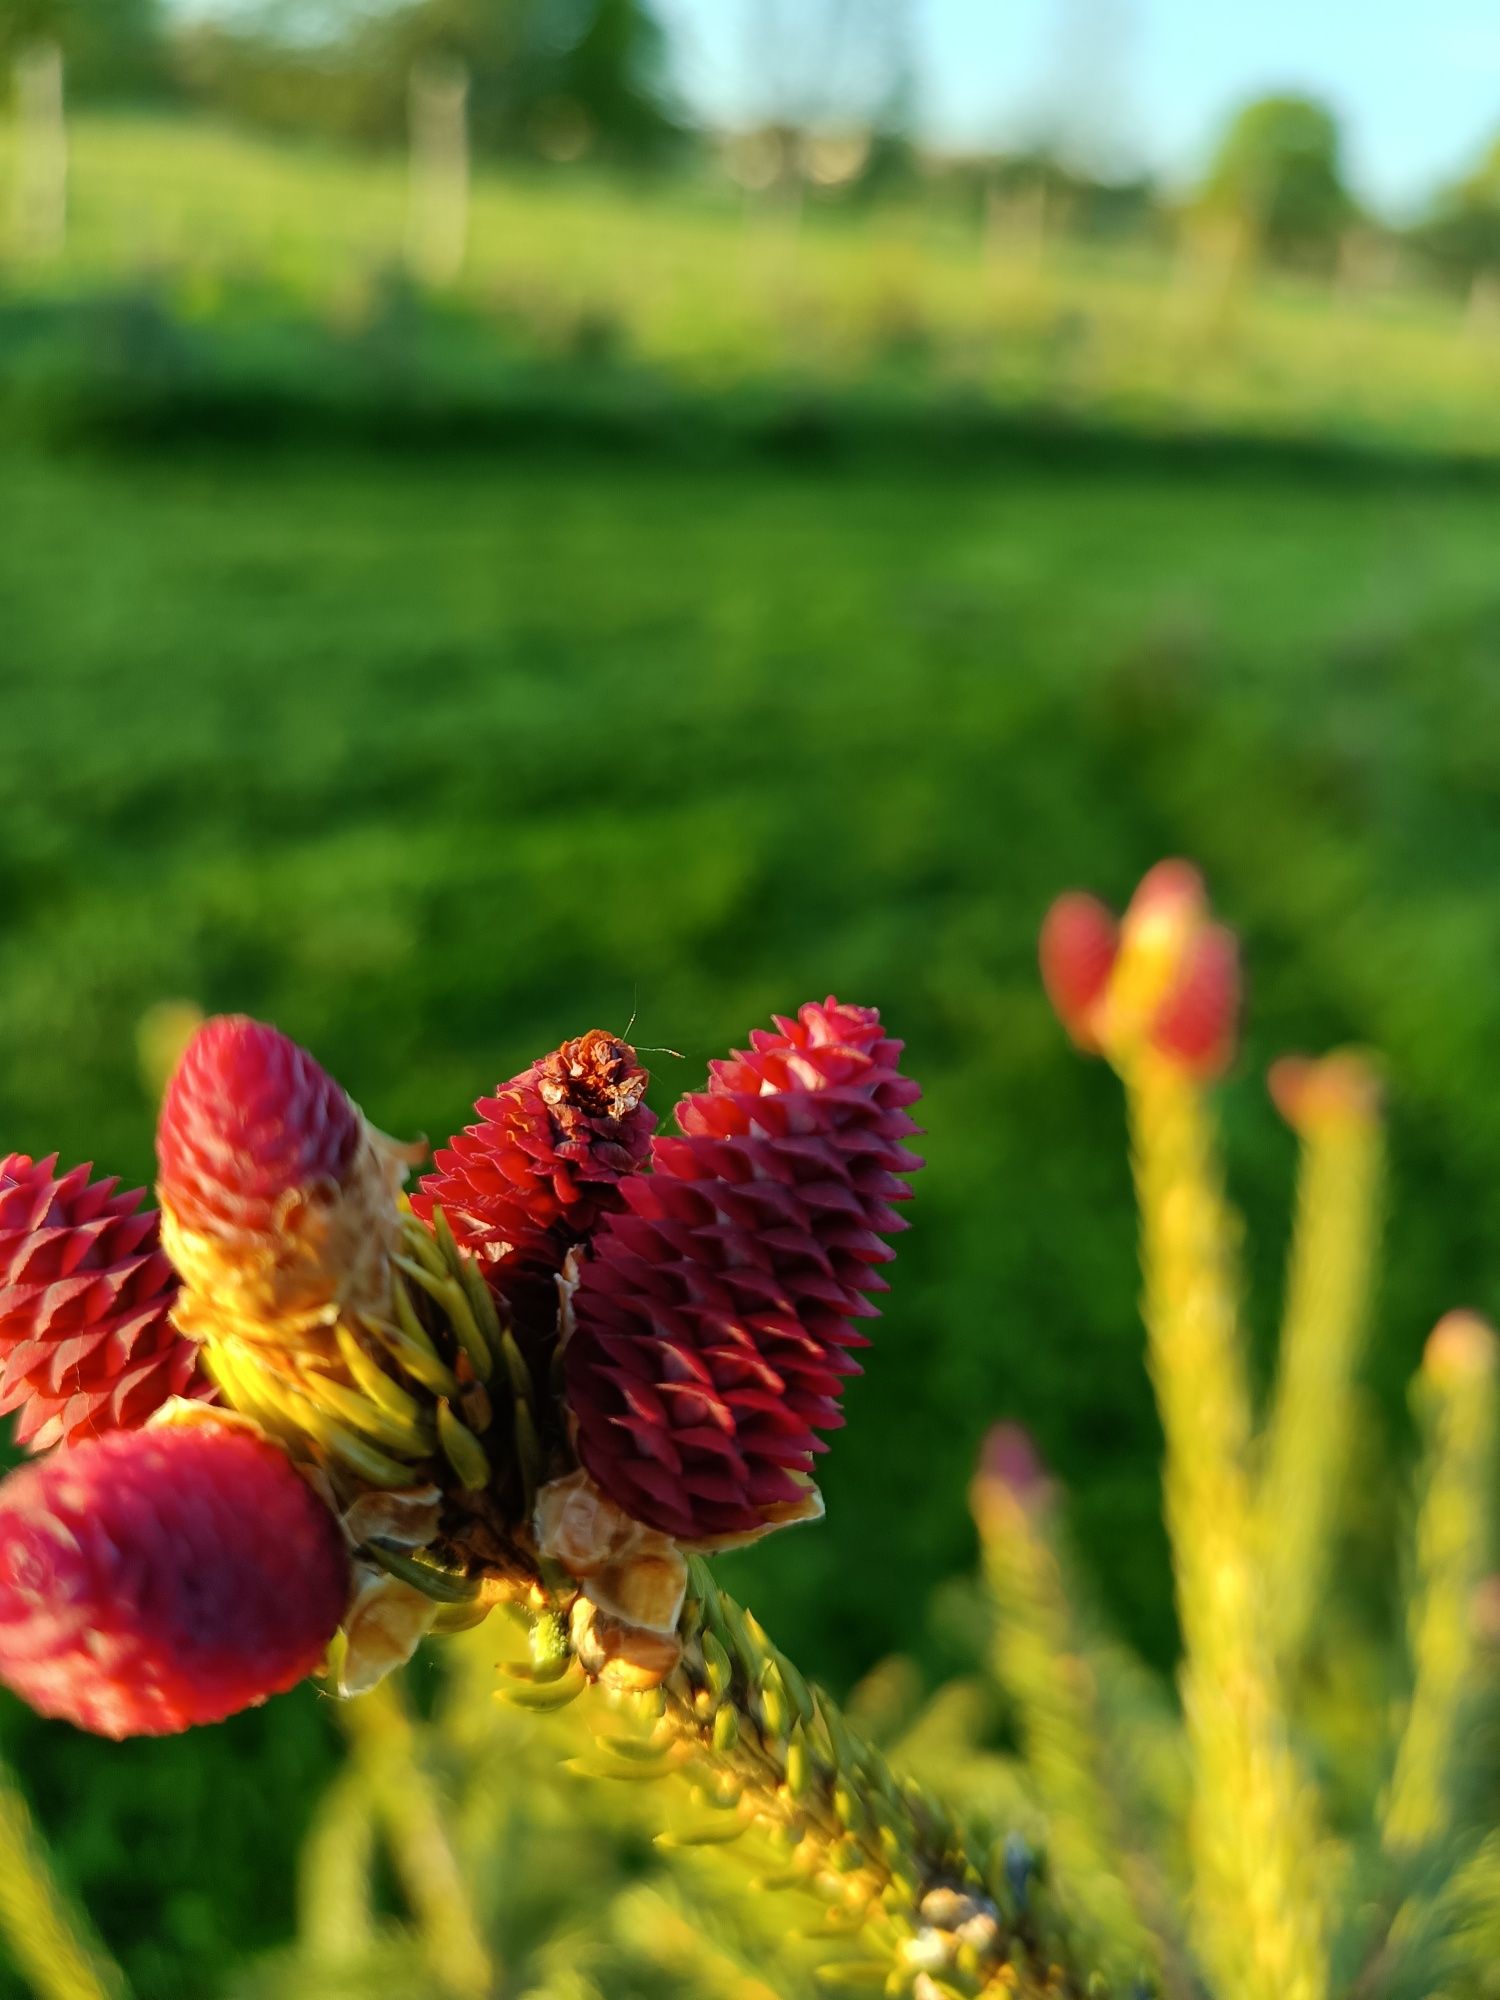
left=654, top=0, right=1500, bottom=213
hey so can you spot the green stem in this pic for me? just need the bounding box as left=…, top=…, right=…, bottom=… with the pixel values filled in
left=296, top=1764, right=378, bottom=1967
left=541, top=1564, right=1101, bottom=1998
left=339, top=1679, right=494, bottom=1999
left=0, top=1758, right=128, bottom=2000
left=1126, top=1058, right=1328, bottom=2000
left=1261, top=1095, right=1382, bottom=1670
left=975, top=1473, right=1178, bottom=1990
left=1381, top=1317, right=1497, bottom=1861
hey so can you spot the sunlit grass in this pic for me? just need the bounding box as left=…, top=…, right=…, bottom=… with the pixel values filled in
left=2, top=110, right=1500, bottom=1995
left=1, top=113, right=1497, bottom=450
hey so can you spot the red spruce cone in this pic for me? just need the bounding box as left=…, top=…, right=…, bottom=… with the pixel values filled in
left=0, top=1155, right=205, bottom=1452
left=0, top=1420, right=349, bottom=1737
left=156, top=1016, right=407, bottom=1346
left=413, top=1030, right=654, bottom=1334
left=158, top=1015, right=362, bottom=1239
left=564, top=998, right=922, bottom=1543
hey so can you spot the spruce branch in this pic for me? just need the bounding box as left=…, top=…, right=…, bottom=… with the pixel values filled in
left=1381, top=1313, right=1498, bottom=1863
left=296, top=1765, right=379, bottom=1970
left=337, top=1677, right=494, bottom=2000
left=505, top=1559, right=1101, bottom=1999
left=1126, top=1055, right=1330, bottom=2000
left=0, top=1757, right=129, bottom=2000
left=1261, top=1053, right=1385, bottom=1672
left=972, top=1430, right=1180, bottom=1991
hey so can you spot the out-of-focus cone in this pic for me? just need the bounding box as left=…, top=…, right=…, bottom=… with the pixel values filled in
left=0, top=1418, right=349, bottom=1737
left=1039, top=893, right=1118, bottom=1052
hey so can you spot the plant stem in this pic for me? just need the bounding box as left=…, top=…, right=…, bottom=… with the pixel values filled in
left=339, top=1678, right=494, bottom=1998
left=548, top=1562, right=1100, bottom=1998
left=975, top=1469, right=1173, bottom=1989
left=1261, top=1076, right=1383, bottom=1669
left=1126, top=1056, right=1328, bottom=2000
left=0, top=1758, right=128, bottom=2000
left=1381, top=1316, right=1497, bottom=1860
left=296, top=1763, right=378, bottom=1967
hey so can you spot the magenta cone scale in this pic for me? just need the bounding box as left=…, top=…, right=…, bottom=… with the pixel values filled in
left=564, top=999, right=922, bottom=1543
left=0, top=1155, right=203, bottom=1452
left=0, top=1422, right=349, bottom=1737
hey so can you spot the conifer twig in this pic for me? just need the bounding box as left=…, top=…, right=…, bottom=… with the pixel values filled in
left=971, top=1428, right=1163, bottom=1986
left=517, top=1563, right=1099, bottom=1998
left=1261, top=1053, right=1384, bottom=1670
left=1381, top=1313, right=1498, bottom=1861
left=1126, top=1057, right=1329, bottom=2000
left=296, top=1764, right=379, bottom=1969
left=339, top=1679, right=494, bottom=1999
left=0, top=1758, right=128, bottom=2000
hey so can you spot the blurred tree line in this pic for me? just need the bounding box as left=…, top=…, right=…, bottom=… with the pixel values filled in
left=174, top=0, right=684, bottom=165
left=0, top=0, right=163, bottom=97
left=0, top=0, right=686, bottom=163
left=3, top=0, right=1500, bottom=293
left=1196, top=94, right=1353, bottom=268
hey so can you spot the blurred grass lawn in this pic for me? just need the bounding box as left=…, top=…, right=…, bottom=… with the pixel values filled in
left=4, top=188, right=1500, bottom=1988
left=5, top=115, right=1500, bottom=455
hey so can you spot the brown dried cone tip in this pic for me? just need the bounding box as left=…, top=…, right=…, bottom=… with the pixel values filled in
left=411, top=1029, right=654, bottom=1344
left=0, top=1154, right=207, bottom=1451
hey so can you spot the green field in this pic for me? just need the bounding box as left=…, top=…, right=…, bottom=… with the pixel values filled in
left=2, top=427, right=1500, bottom=1990
left=4, top=115, right=1500, bottom=457
left=2, top=105, right=1500, bottom=1999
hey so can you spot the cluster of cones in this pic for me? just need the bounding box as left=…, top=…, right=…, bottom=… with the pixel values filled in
left=0, top=857, right=1327, bottom=1740
left=0, top=997, right=922, bottom=1736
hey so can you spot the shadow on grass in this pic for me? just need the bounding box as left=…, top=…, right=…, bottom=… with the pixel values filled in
left=3, top=284, right=1499, bottom=489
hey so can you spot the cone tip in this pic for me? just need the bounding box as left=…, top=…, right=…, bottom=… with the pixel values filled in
left=1425, top=1310, right=1499, bottom=1384
left=1268, top=1049, right=1383, bottom=1131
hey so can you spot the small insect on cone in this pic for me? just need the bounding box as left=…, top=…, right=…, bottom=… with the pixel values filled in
left=413, top=1029, right=654, bottom=1341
